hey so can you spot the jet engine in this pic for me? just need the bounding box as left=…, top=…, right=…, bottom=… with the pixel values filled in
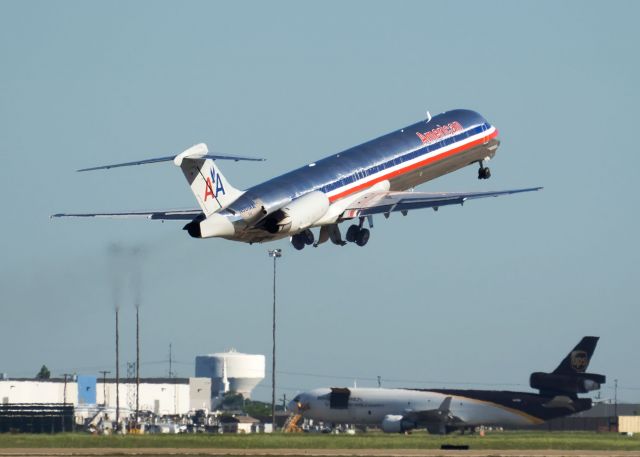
left=381, top=414, right=415, bottom=433
left=262, top=191, right=329, bottom=234
left=530, top=372, right=606, bottom=395
left=183, top=213, right=235, bottom=239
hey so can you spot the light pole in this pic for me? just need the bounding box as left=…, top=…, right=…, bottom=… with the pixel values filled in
left=99, top=371, right=110, bottom=406
left=614, top=378, right=618, bottom=418
left=61, top=373, right=72, bottom=432
left=267, top=248, right=282, bottom=430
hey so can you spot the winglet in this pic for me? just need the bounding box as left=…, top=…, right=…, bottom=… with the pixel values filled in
left=438, top=396, right=452, bottom=412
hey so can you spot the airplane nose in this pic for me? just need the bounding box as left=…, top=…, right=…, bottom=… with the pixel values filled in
left=288, top=395, right=309, bottom=413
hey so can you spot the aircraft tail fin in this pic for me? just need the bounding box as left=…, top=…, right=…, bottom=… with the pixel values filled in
left=552, top=336, right=599, bottom=374
left=529, top=336, right=605, bottom=397
left=76, top=143, right=264, bottom=217
left=174, top=144, right=243, bottom=216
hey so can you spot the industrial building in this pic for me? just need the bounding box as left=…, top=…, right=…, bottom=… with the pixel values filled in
left=1, top=378, right=77, bottom=405
left=1, top=350, right=265, bottom=415
left=0, top=348, right=268, bottom=434
left=98, top=377, right=211, bottom=415
left=0, top=350, right=266, bottom=432
left=1, top=377, right=211, bottom=416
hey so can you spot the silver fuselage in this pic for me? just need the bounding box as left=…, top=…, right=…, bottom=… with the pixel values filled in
left=291, top=387, right=542, bottom=429
left=218, top=109, right=499, bottom=243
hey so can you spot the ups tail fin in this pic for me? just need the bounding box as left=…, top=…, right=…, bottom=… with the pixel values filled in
left=553, top=336, right=599, bottom=374
left=174, top=144, right=243, bottom=216
left=530, top=336, right=605, bottom=396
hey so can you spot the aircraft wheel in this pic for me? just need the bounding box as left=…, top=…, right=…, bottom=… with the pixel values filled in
left=302, top=229, right=314, bottom=245
left=478, top=167, right=491, bottom=180
left=291, top=235, right=305, bottom=250
left=346, top=225, right=359, bottom=243
left=355, top=228, right=370, bottom=247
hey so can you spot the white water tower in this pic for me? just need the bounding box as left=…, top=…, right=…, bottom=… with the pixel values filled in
left=195, top=349, right=265, bottom=399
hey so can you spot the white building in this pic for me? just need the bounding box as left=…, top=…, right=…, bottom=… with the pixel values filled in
left=1, top=377, right=211, bottom=416
left=1, top=379, right=77, bottom=405
left=97, top=378, right=210, bottom=415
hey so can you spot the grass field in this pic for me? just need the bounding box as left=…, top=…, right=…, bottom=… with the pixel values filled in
left=0, top=431, right=639, bottom=451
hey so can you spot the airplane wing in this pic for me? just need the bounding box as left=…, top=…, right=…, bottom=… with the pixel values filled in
left=341, top=187, right=542, bottom=218
left=403, top=396, right=465, bottom=434
left=51, top=209, right=203, bottom=220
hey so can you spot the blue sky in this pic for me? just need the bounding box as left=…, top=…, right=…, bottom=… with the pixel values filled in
left=1, top=1, right=638, bottom=403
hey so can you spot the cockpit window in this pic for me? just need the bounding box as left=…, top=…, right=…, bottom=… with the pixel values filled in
left=293, top=395, right=301, bottom=402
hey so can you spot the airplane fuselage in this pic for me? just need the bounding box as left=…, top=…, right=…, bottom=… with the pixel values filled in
left=219, top=109, right=499, bottom=243
left=292, top=387, right=591, bottom=430
left=56, top=107, right=542, bottom=249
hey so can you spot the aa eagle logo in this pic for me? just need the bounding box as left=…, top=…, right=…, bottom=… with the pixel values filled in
left=570, top=350, right=589, bottom=372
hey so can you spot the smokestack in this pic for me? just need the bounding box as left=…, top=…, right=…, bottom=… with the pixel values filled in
left=136, top=304, right=140, bottom=424
left=108, top=241, right=147, bottom=431
left=115, top=306, right=120, bottom=431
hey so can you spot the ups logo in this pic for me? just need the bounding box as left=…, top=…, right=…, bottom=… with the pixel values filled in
left=571, top=350, right=589, bottom=372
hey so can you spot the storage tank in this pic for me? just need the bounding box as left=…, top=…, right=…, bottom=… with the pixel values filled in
left=195, top=350, right=265, bottom=399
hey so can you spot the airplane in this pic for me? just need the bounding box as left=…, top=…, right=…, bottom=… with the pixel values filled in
left=53, top=109, right=542, bottom=250
left=288, top=337, right=606, bottom=434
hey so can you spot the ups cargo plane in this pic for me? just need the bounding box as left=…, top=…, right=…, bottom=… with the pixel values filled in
left=288, top=337, right=606, bottom=434
left=53, top=109, right=541, bottom=250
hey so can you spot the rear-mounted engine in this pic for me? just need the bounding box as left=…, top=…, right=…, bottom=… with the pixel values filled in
left=262, top=191, right=329, bottom=234
left=530, top=372, right=606, bottom=395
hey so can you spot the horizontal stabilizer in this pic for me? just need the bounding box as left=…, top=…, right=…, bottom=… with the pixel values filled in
left=51, top=209, right=202, bottom=220
left=77, top=144, right=264, bottom=172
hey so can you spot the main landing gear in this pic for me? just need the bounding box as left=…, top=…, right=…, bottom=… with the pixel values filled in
left=291, top=229, right=314, bottom=251
left=478, top=160, right=491, bottom=180
left=290, top=217, right=373, bottom=250
left=345, top=217, right=370, bottom=247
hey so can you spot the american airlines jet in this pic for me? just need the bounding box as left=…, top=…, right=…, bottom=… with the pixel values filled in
left=288, top=337, right=605, bottom=434
left=54, top=109, right=541, bottom=250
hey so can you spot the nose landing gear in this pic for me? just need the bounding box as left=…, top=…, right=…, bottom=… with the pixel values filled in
left=478, top=161, right=491, bottom=180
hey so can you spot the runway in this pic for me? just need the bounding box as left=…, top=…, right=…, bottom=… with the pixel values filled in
left=1, top=449, right=640, bottom=457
